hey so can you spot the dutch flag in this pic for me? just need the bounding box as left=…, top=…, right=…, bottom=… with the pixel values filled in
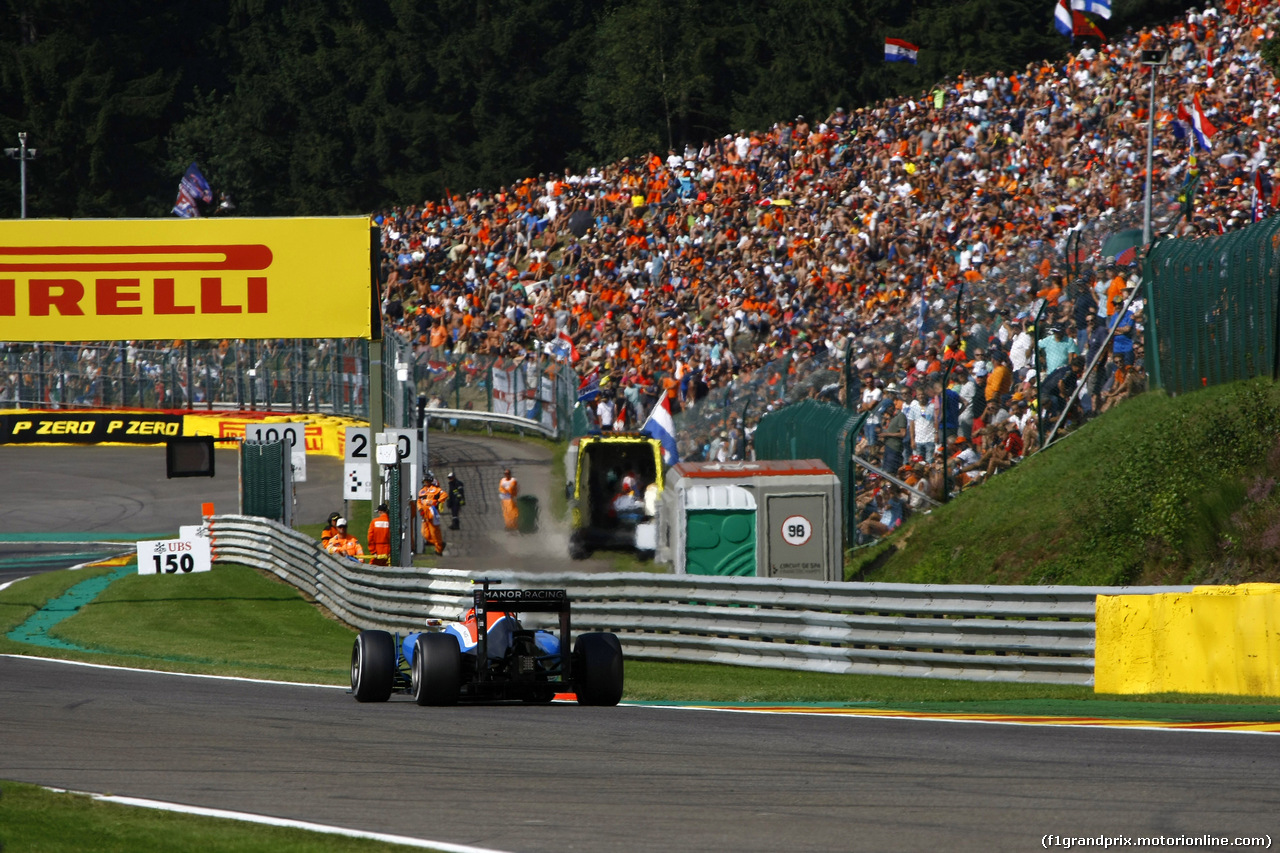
left=1190, top=94, right=1218, bottom=152
left=884, top=38, right=919, bottom=64
left=1054, top=0, right=1074, bottom=37
left=641, top=395, right=681, bottom=466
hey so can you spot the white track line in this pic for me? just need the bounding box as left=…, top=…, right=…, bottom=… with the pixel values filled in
left=0, top=654, right=346, bottom=689
left=44, top=788, right=513, bottom=853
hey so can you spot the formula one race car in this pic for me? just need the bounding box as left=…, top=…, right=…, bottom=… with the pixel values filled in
left=349, top=579, right=624, bottom=706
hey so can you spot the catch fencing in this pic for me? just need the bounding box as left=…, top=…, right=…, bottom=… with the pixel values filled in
left=0, top=334, right=580, bottom=437
left=1146, top=215, right=1280, bottom=394
left=210, top=514, right=1190, bottom=685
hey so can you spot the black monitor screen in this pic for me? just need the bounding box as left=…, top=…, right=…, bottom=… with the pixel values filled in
left=166, top=437, right=216, bottom=478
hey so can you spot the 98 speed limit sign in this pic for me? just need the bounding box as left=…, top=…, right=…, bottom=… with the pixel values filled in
left=780, top=515, right=813, bottom=546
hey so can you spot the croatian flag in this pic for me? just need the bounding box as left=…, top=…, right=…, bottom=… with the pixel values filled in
left=1070, top=0, right=1111, bottom=19
left=884, top=38, right=919, bottom=64
left=1190, top=94, right=1217, bottom=152
left=1054, top=0, right=1073, bottom=37
left=641, top=395, right=680, bottom=466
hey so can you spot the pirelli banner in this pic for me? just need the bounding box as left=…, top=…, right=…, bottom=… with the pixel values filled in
left=0, top=412, right=185, bottom=444
left=0, top=217, right=376, bottom=341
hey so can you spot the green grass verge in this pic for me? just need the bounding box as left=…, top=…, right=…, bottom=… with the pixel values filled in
left=0, top=564, right=352, bottom=682
left=0, top=781, right=430, bottom=853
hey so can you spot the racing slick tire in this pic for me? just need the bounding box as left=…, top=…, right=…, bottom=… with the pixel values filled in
left=351, top=630, right=396, bottom=702
left=574, top=632, right=624, bottom=706
left=413, top=632, right=462, bottom=706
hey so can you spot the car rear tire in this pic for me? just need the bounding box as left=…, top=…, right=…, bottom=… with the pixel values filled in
left=351, top=630, right=396, bottom=702
left=413, top=632, right=462, bottom=706
left=574, top=632, right=624, bottom=706
left=569, top=532, right=591, bottom=560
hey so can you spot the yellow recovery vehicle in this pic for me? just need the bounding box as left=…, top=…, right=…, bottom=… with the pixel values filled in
left=564, top=432, right=665, bottom=560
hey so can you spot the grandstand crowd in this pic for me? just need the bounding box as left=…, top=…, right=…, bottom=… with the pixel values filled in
left=5, top=1, right=1277, bottom=545
left=372, top=0, right=1279, bottom=540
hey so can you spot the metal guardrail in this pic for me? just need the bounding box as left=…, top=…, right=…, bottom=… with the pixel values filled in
left=423, top=407, right=558, bottom=439
left=209, top=514, right=1192, bottom=685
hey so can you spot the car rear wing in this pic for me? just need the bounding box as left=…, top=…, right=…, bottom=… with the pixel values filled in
left=472, top=578, right=572, bottom=681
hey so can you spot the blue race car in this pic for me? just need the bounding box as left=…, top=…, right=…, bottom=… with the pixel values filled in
left=350, top=578, right=624, bottom=706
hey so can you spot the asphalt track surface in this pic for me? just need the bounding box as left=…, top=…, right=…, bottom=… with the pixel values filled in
left=3, top=439, right=1279, bottom=850
left=2, top=656, right=1277, bottom=853
left=0, top=444, right=340, bottom=537
left=0, top=434, right=610, bottom=575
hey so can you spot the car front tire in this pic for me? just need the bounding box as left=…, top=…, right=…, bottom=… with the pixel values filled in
left=351, top=630, right=396, bottom=702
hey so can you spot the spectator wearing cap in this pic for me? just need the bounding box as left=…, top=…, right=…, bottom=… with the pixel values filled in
left=326, top=518, right=365, bottom=560
left=320, top=512, right=342, bottom=551
left=1038, top=325, right=1078, bottom=376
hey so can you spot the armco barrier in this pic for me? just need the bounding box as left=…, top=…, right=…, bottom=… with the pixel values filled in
left=210, top=515, right=1192, bottom=685
left=422, top=407, right=557, bottom=439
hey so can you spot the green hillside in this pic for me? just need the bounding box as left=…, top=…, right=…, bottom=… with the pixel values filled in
left=849, top=379, right=1280, bottom=587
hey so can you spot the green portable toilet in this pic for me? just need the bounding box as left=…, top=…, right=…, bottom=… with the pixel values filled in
left=655, top=460, right=841, bottom=581
left=680, top=484, right=758, bottom=576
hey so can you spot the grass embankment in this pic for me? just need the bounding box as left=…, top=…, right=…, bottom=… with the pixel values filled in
left=850, top=379, right=1280, bottom=586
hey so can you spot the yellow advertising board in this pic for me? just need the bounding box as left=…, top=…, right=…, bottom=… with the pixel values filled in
left=0, top=217, right=374, bottom=340
left=0, top=407, right=363, bottom=457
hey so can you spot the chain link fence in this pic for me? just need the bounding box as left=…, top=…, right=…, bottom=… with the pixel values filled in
left=1146, top=216, right=1280, bottom=395
left=0, top=335, right=582, bottom=437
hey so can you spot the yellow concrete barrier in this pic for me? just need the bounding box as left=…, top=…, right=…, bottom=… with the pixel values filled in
left=1095, top=584, right=1280, bottom=697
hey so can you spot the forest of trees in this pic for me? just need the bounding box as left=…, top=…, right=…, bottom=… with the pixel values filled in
left=0, top=0, right=1189, bottom=218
